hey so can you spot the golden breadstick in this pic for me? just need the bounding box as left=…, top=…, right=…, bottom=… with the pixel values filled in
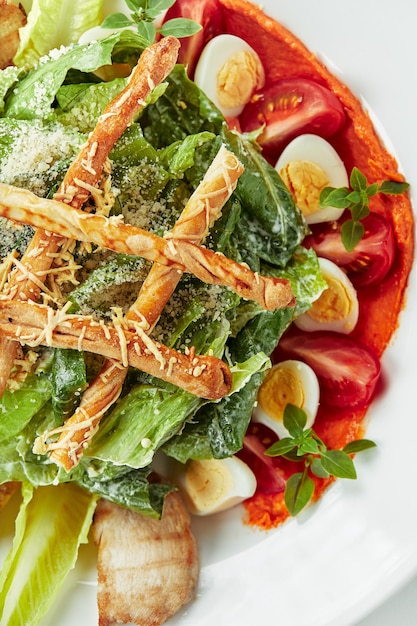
left=0, top=299, right=232, bottom=401
left=48, top=145, right=244, bottom=470
left=0, top=183, right=295, bottom=311
left=0, top=36, right=181, bottom=395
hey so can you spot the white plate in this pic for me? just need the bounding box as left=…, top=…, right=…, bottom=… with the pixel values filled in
left=1, top=1, right=416, bottom=625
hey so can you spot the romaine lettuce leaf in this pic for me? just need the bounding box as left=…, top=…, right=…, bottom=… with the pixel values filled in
left=0, top=375, right=52, bottom=443
left=56, top=77, right=128, bottom=133
left=5, top=33, right=122, bottom=120
left=0, top=482, right=97, bottom=626
left=13, top=0, right=103, bottom=68
left=50, top=348, right=87, bottom=418
left=77, top=465, right=174, bottom=519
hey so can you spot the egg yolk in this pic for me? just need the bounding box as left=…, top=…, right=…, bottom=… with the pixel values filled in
left=184, top=459, right=233, bottom=512
left=307, top=275, right=353, bottom=325
left=258, top=367, right=305, bottom=421
left=217, top=50, right=265, bottom=110
left=279, top=160, right=330, bottom=217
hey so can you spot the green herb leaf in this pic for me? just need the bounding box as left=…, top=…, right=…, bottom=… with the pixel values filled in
left=101, top=0, right=201, bottom=43
left=101, top=13, right=134, bottom=29
left=125, top=0, right=145, bottom=11
left=285, top=471, right=315, bottom=516
left=283, top=403, right=307, bottom=437
left=320, top=186, right=350, bottom=209
left=265, top=437, right=297, bottom=457
left=341, top=219, right=365, bottom=252
left=343, top=439, right=377, bottom=454
left=137, top=19, right=156, bottom=43
left=320, top=166, right=409, bottom=252
left=350, top=166, right=367, bottom=191
left=264, top=405, right=377, bottom=516
left=297, top=436, right=321, bottom=456
left=151, top=0, right=177, bottom=12
left=321, top=449, right=357, bottom=479
left=160, top=17, right=203, bottom=38
left=349, top=201, right=369, bottom=222
left=379, top=180, right=410, bottom=195
left=310, top=457, right=330, bottom=479
left=366, top=182, right=379, bottom=197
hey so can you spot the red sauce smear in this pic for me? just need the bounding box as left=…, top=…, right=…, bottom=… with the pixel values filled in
left=216, top=0, right=414, bottom=530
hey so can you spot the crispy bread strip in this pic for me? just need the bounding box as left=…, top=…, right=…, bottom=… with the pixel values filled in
left=0, top=299, right=232, bottom=401
left=0, top=183, right=295, bottom=311
left=55, top=36, right=180, bottom=209
left=93, top=491, right=199, bottom=626
left=48, top=145, right=244, bottom=470
left=0, top=36, right=181, bottom=395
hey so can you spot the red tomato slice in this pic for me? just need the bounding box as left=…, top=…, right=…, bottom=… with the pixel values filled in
left=274, top=330, right=381, bottom=408
left=162, top=0, right=225, bottom=78
left=239, top=429, right=287, bottom=494
left=239, top=78, right=345, bottom=153
left=304, top=213, right=396, bottom=287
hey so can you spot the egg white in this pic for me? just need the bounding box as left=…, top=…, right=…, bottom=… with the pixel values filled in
left=174, top=456, right=257, bottom=516
left=275, top=134, right=349, bottom=224
left=194, top=34, right=264, bottom=117
left=294, top=257, right=359, bottom=333
left=252, top=359, right=320, bottom=439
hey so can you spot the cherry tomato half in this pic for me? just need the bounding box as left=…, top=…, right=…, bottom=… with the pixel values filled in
left=239, top=78, right=345, bottom=153
left=304, top=213, right=396, bottom=288
left=239, top=429, right=287, bottom=494
left=274, top=330, right=381, bottom=409
left=162, top=0, right=225, bottom=78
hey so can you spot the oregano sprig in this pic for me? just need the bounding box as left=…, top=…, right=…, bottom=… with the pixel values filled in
left=101, top=0, right=202, bottom=46
left=265, top=404, right=376, bottom=516
left=319, top=166, right=409, bottom=252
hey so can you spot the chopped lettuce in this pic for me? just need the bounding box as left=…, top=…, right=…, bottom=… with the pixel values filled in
left=0, top=483, right=97, bottom=626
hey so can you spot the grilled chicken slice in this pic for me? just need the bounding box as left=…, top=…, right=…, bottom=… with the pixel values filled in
left=92, top=491, right=199, bottom=626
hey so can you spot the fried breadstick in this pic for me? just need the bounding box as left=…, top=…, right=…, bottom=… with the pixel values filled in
left=0, top=182, right=295, bottom=311
left=0, top=36, right=181, bottom=396
left=48, top=144, right=244, bottom=470
left=0, top=299, right=232, bottom=402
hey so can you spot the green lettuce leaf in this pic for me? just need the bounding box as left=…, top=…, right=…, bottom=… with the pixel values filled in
left=0, top=482, right=97, bottom=626
left=56, top=77, right=128, bottom=133
left=0, top=376, right=52, bottom=443
left=50, top=348, right=87, bottom=418
left=13, top=0, right=103, bottom=69
left=77, top=465, right=175, bottom=518
left=5, top=34, right=122, bottom=120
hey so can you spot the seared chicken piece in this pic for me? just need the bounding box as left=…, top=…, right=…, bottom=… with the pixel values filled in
left=0, top=481, right=19, bottom=512
left=0, top=1, right=26, bottom=69
left=92, top=491, right=199, bottom=626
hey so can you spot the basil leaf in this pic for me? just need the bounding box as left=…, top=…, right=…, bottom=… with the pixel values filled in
left=341, top=218, right=365, bottom=252
left=321, top=449, right=357, bottom=479
left=379, top=180, right=410, bottom=195
left=265, top=437, right=296, bottom=458
left=283, top=404, right=307, bottom=437
left=285, top=472, right=315, bottom=516
left=350, top=166, right=367, bottom=191
left=343, top=439, right=377, bottom=454
left=160, top=18, right=203, bottom=38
